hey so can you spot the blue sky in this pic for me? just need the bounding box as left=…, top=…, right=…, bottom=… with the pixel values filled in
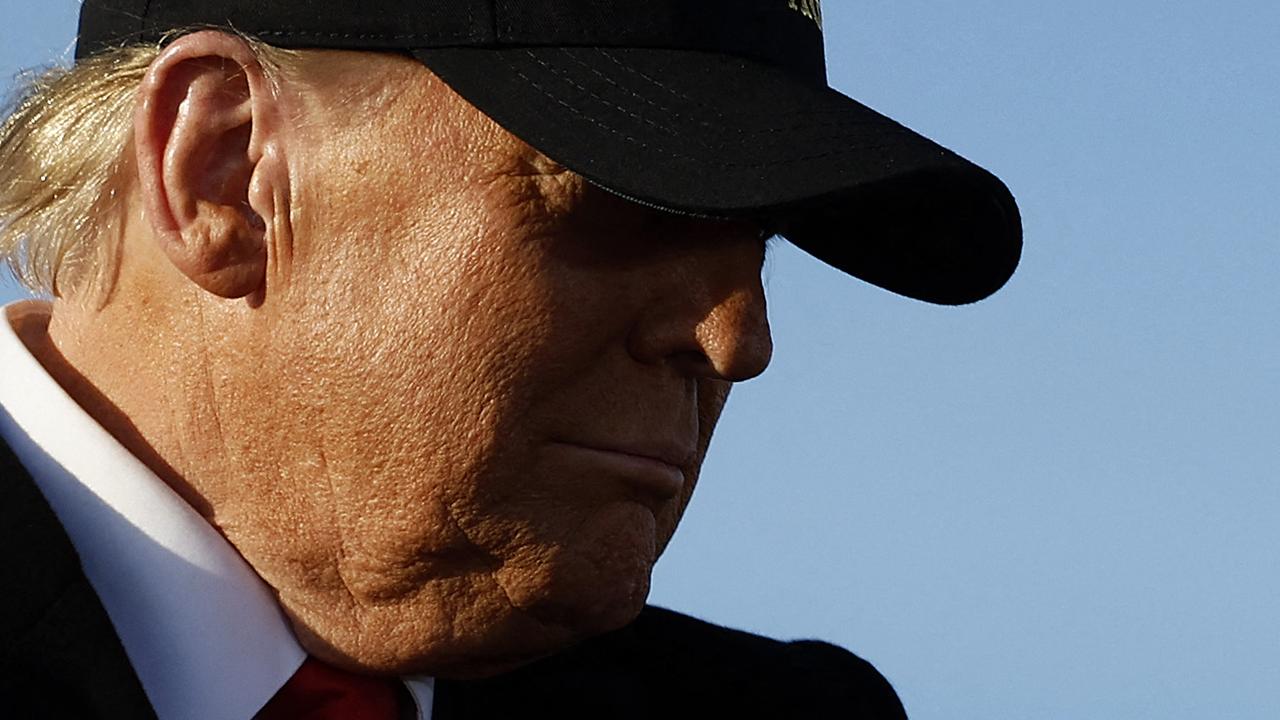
left=3, top=2, right=1277, bottom=718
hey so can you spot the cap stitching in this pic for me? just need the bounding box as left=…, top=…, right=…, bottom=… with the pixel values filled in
left=500, top=55, right=680, bottom=160
left=499, top=54, right=923, bottom=171
left=521, top=50, right=686, bottom=142
left=595, top=48, right=880, bottom=125
left=589, top=48, right=897, bottom=137
left=524, top=50, right=905, bottom=154
left=555, top=49, right=702, bottom=133
left=595, top=48, right=730, bottom=123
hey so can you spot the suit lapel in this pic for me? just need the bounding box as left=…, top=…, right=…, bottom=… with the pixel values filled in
left=0, top=434, right=156, bottom=718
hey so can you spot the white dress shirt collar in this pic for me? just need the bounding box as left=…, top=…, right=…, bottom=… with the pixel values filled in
left=0, top=300, right=434, bottom=719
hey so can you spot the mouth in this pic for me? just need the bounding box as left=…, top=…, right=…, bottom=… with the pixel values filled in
left=548, top=440, right=690, bottom=500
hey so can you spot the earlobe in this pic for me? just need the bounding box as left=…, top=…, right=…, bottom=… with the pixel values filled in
left=133, top=31, right=282, bottom=300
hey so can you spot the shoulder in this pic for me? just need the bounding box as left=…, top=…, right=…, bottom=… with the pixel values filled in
left=434, top=605, right=908, bottom=719
left=620, top=605, right=908, bottom=717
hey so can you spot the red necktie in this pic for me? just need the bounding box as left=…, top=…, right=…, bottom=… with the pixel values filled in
left=255, top=657, right=409, bottom=720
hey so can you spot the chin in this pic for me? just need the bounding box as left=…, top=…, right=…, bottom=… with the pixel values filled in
left=492, top=505, right=659, bottom=644
left=504, top=555, right=652, bottom=640
left=546, top=571, right=650, bottom=638
left=286, top=504, right=662, bottom=678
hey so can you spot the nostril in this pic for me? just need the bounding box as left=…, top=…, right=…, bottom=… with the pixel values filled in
left=668, top=349, right=715, bottom=378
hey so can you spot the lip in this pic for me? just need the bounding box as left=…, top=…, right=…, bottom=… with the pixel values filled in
left=549, top=440, right=690, bottom=499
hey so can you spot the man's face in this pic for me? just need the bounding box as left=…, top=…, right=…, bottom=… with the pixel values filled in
left=215, top=53, right=772, bottom=675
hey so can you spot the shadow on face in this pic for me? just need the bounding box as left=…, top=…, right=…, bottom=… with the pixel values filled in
left=144, top=46, right=777, bottom=676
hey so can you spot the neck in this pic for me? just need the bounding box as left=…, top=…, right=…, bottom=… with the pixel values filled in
left=20, top=297, right=216, bottom=518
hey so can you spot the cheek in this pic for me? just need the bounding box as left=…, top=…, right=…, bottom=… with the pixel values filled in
left=272, top=207, right=563, bottom=599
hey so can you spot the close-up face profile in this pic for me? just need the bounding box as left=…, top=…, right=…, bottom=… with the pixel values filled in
left=6, top=2, right=1273, bottom=719
left=199, top=50, right=773, bottom=674
left=0, top=4, right=1037, bottom=717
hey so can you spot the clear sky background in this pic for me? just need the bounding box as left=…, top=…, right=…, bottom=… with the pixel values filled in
left=2, top=2, right=1277, bottom=718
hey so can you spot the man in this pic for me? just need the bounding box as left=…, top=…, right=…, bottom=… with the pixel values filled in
left=0, top=1, right=1020, bottom=718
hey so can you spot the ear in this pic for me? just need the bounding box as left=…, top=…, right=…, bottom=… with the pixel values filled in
left=134, top=31, right=287, bottom=300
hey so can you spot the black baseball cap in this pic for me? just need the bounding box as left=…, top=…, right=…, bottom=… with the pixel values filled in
left=77, top=0, right=1022, bottom=305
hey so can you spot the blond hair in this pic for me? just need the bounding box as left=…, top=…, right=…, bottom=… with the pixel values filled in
left=0, top=35, right=299, bottom=299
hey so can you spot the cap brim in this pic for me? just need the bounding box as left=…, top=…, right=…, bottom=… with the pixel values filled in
left=413, top=46, right=1021, bottom=305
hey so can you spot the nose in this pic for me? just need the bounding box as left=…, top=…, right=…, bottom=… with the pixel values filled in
left=626, top=227, right=773, bottom=382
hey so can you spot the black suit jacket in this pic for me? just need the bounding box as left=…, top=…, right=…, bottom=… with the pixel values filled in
left=0, top=437, right=907, bottom=719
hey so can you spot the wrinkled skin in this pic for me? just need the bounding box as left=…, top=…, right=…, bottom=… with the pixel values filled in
left=37, top=36, right=773, bottom=677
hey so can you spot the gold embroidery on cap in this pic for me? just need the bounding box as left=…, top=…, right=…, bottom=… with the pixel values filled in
left=787, top=0, right=823, bottom=30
